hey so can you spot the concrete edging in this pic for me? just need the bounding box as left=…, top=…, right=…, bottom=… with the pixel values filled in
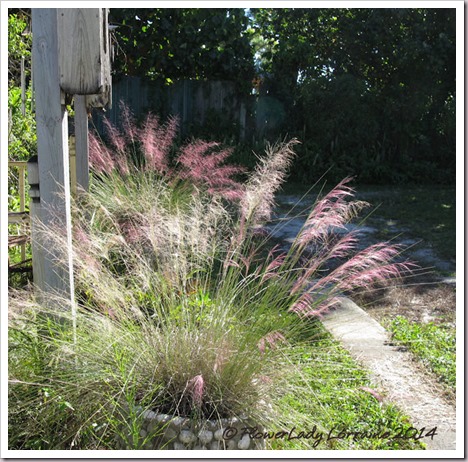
left=321, top=297, right=456, bottom=451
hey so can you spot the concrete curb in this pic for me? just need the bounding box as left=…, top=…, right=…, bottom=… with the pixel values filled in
left=321, top=297, right=456, bottom=451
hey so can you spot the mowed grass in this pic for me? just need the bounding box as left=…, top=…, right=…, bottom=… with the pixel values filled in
left=268, top=321, right=426, bottom=450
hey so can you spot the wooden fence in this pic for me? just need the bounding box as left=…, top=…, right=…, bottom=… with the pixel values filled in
left=91, top=77, right=286, bottom=142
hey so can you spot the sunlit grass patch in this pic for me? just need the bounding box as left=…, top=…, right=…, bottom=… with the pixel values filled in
left=389, top=316, right=456, bottom=393
left=270, top=324, right=425, bottom=450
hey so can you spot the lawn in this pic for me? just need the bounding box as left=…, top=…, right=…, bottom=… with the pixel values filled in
left=270, top=323, right=426, bottom=450
left=388, top=316, right=456, bottom=394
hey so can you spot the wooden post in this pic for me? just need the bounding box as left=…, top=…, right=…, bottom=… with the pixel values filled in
left=31, top=9, right=75, bottom=314
left=57, top=9, right=111, bottom=192
left=27, top=156, right=44, bottom=289
left=74, top=95, right=89, bottom=191
left=18, top=163, right=26, bottom=261
left=69, top=136, right=77, bottom=196
left=58, top=9, right=111, bottom=95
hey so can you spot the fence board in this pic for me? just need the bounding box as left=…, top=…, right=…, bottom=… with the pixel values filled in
left=92, top=77, right=256, bottom=140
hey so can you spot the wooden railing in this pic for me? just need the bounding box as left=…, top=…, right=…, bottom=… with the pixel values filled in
left=8, top=141, right=78, bottom=271
left=8, top=161, right=30, bottom=266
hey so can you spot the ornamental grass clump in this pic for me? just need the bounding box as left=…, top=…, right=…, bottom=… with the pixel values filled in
left=8, top=108, right=414, bottom=449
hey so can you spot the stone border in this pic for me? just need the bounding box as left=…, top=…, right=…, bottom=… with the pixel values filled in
left=117, top=411, right=266, bottom=450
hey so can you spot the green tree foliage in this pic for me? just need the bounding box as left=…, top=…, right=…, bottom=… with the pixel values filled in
left=8, top=10, right=31, bottom=86
left=110, top=9, right=255, bottom=92
left=8, top=11, right=36, bottom=162
left=252, top=8, right=456, bottom=184
left=8, top=8, right=455, bottom=185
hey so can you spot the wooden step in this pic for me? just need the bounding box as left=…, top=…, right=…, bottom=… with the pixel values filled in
left=8, top=235, right=30, bottom=247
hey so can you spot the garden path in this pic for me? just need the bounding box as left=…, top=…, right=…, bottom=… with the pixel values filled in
left=268, top=192, right=455, bottom=276
left=322, top=297, right=456, bottom=451
left=269, top=192, right=457, bottom=452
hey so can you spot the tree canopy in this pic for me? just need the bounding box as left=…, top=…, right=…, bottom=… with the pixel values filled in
left=110, top=8, right=255, bottom=90
left=8, top=7, right=456, bottom=184
left=251, top=8, right=456, bottom=183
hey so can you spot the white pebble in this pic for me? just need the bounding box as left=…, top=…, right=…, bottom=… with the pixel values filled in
left=198, top=430, right=213, bottom=444
left=141, top=409, right=157, bottom=420
left=226, top=439, right=237, bottom=450
left=179, top=429, right=197, bottom=444
left=238, top=434, right=251, bottom=450
left=210, top=440, right=221, bottom=450
left=170, top=416, right=187, bottom=428
left=155, top=414, right=170, bottom=425
left=214, top=428, right=225, bottom=441
left=173, top=442, right=186, bottom=450
left=139, top=429, right=147, bottom=438
left=163, top=427, right=177, bottom=441
left=193, top=445, right=206, bottom=450
left=147, top=420, right=163, bottom=435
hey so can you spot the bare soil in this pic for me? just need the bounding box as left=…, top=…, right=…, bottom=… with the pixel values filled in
left=354, top=278, right=456, bottom=327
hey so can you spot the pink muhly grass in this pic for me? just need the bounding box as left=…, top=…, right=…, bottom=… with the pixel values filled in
left=324, top=243, right=410, bottom=290
left=186, top=374, right=205, bottom=408
left=177, top=140, right=245, bottom=201
left=240, top=139, right=298, bottom=226
left=119, top=217, right=148, bottom=245
left=230, top=245, right=259, bottom=276
left=290, top=233, right=360, bottom=296
left=265, top=252, right=287, bottom=273
left=103, top=117, right=127, bottom=154
left=120, top=102, right=138, bottom=144
left=287, top=191, right=415, bottom=317
left=260, top=247, right=287, bottom=283
left=89, top=129, right=130, bottom=176
left=290, top=242, right=413, bottom=317
left=258, top=331, right=286, bottom=354
left=73, top=224, right=91, bottom=246
left=72, top=225, right=102, bottom=275
left=297, top=177, right=368, bottom=247
left=138, top=113, right=177, bottom=174
left=328, top=243, right=403, bottom=280
left=88, top=132, right=115, bottom=175
left=114, top=152, right=130, bottom=177
left=102, top=117, right=131, bottom=176
left=325, top=232, right=360, bottom=259
left=289, top=293, right=341, bottom=318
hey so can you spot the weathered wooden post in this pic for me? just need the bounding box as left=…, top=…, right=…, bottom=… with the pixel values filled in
left=73, top=95, right=89, bottom=192
left=58, top=8, right=111, bottom=192
left=31, top=9, right=75, bottom=310
left=30, top=8, right=111, bottom=315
